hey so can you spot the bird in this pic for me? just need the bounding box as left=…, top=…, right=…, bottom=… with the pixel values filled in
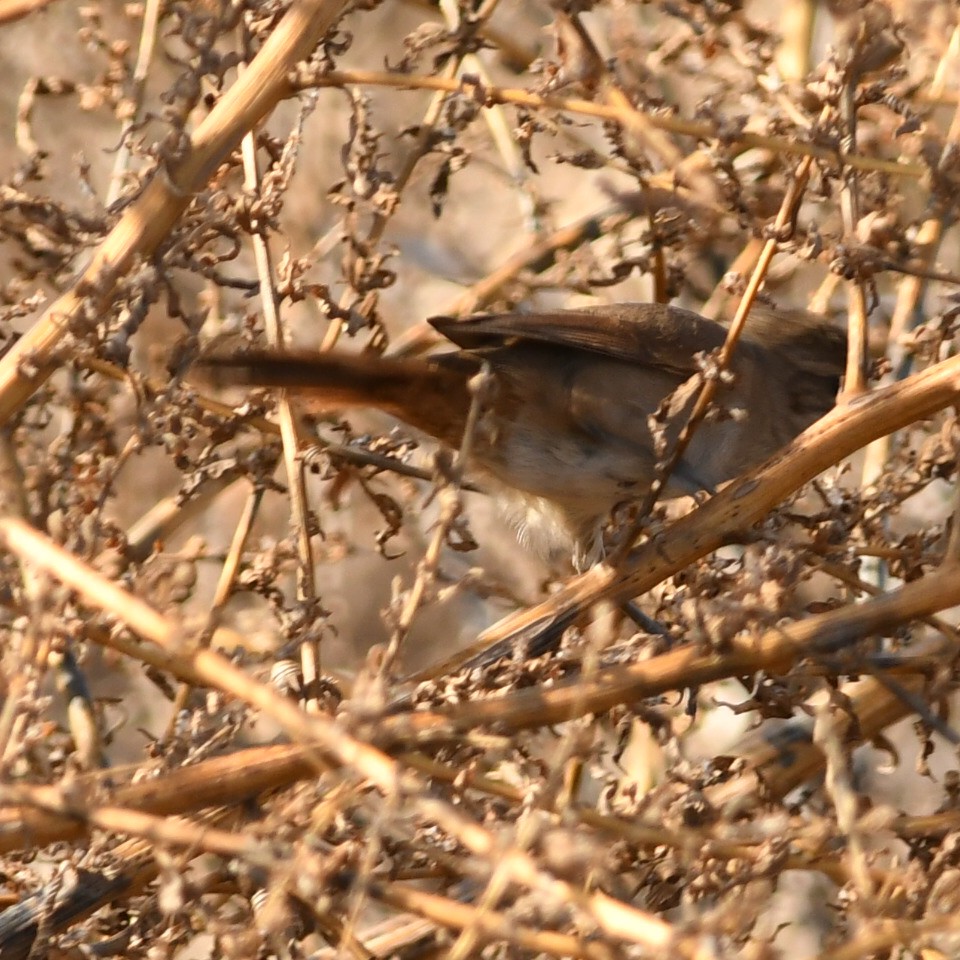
left=198, top=302, right=846, bottom=569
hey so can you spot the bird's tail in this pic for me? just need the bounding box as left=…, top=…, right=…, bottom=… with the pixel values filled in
left=197, top=349, right=473, bottom=445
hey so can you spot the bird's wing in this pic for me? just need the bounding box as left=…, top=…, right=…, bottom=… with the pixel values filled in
left=429, top=303, right=729, bottom=378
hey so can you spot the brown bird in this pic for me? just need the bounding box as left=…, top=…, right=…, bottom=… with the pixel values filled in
left=200, top=303, right=846, bottom=569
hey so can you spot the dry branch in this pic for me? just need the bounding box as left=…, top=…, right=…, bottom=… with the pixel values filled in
left=0, top=742, right=313, bottom=853
left=398, top=563, right=960, bottom=739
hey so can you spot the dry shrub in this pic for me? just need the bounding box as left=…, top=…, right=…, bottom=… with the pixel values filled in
left=1, top=0, right=960, bottom=957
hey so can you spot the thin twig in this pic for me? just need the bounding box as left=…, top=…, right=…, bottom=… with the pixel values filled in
left=239, top=66, right=323, bottom=702
left=298, top=69, right=928, bottom=180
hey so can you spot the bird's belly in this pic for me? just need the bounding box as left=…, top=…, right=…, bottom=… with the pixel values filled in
left=470, top=410, right=769, bottom=524
left=474, top=419, right=650, bottom=511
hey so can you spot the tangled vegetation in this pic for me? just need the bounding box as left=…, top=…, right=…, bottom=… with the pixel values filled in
left=1, top=0, right=960, bottom=957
